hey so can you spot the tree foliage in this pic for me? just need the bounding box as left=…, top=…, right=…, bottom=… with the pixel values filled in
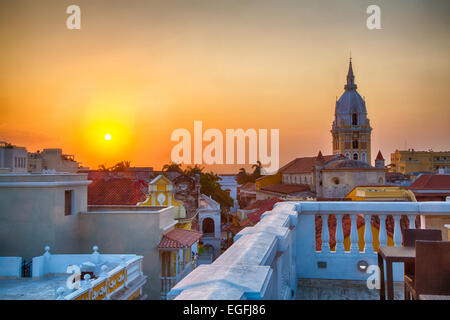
left=161, top=163, right=234, bottom=209
left=235, top=161, right=263, bottom=185
left=98, top=161, right=131, bottom=172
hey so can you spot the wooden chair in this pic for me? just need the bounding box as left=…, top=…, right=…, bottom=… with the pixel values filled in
left=404, top=240, right=450, bottom=300
left=403, top=229, right=442, bottom=300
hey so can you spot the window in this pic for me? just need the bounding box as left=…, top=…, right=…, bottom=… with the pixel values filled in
left=352, top=140, right=358, bottom=149
left=332, top=177, right=340, bottom=185
left=64, top=190, right=73, bottom=216
left=353, top=153, right=359, bottom=160
left=352, top=113, right=358, bottom=125
left=202, top=218, right=215, bottom=235
left=362, top=152, right=367, bottom=163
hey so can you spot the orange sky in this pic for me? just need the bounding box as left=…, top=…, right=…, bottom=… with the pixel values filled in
left=0, top=0, right=449, bottom=173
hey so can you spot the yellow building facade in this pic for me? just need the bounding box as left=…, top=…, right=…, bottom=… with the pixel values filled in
left=390, top=149, right=450, bottom=174
left=137, top=174, right=188, bottom=228
left=345, top=185, right=416, bottom=202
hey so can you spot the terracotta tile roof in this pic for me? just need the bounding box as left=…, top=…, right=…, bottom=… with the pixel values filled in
left=223, top=224, right=242, bottom=235
left=88, top=177, right=148, bottom=205
left=280, top=155, right=335, bottom=174
left=409, top=174, right=450, bottom=190
left=260, top=183, right=310, bottom=195
left=240, top=182, right=256, bottom=192
left=238, top=218, right=254, bottom=227
left=158, top=228, right=203, bottom=249
left=87, top=170, right=154, bottom=182
left=386, top=172, right=409, bottom=182
left=242, top=199, right=277, bottom=211
left=247, top=198, right=281, bottom=224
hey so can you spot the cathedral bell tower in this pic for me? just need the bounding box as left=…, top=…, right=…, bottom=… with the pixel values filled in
left=331, top=58, right=372, bottom=165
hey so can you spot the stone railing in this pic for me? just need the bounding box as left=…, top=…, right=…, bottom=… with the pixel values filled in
left=294, top=202, right=449, bottom=281
left=30, top=246, right=145, bottom=300
left=160, top=276, right=176, bottom=300
left=169, top=201, right=450, bottom=300
left=160, top=256, right=196, bottom=299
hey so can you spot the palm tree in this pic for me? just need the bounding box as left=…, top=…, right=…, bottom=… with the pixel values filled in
left=184, top=164, right=205, bottom=177
left=236, top=167, right=249, bottom=185
left=251, top=161, right=263, bottom=180
left=98, top=164, right=108, bottom=171
left=111, top=161, right=131, bottom=172
left=162, top=162, right=184, bottom=173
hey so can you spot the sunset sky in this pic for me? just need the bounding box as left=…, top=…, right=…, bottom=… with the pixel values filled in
left=0, top=0, right=449, bottom=173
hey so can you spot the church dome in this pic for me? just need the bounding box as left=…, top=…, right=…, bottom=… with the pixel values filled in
left=324, top=158, right=374, bottom=170
left=336, top=90, right=367, bottom=115
left=333, top=58, right=368, bottom=127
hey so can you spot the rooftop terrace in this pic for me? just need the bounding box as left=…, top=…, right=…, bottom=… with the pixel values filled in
left=0, top=246, right=146, bottom=300
left=296, top=279, right=404, bottom=300
left=169, top=201, right=450, bottom=300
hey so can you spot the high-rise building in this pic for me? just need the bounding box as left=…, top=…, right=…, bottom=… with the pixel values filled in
left=331, top=58, right=372, bottom=165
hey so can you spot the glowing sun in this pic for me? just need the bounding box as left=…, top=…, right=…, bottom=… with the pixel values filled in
left=104, top=133, right=112, bottom=141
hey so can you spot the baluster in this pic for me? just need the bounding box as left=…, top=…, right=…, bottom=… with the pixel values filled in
left=393, top=215, right=402, bottom=246
left=350, top=214, right=359, bottom=253
left=379, top=215, right=387, bottom=248
left=335, top=214, right=344, bottom=253
left=364, top=214, right=373, bottom=253
left=321, top=215, right=330, bottom=253
left=408, top=215, right=416, bottom=229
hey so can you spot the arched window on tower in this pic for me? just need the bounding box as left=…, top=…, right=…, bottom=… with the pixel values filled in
left=361, top=152, right=367, bottom=163
left=352, top=140, right=358, bottom=149
left=352, top=113, right=358, bottom=126
left=353, top=152, right=359, bottom=160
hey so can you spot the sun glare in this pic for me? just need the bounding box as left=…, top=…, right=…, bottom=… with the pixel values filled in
left=104, top=133, right=112, bottom=141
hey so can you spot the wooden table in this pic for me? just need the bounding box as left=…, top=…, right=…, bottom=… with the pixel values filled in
left=378, top=246, right=416, bottom=300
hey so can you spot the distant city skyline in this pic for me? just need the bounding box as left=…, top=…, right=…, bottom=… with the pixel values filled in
left=1, top=0, right=449, bottom=173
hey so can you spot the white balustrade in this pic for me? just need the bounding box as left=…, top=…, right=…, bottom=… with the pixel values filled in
left=315, top=212, right=421, bottom=255
left=364, top=214, right=374, bottom=253
left=408, top=214, right=416, bottom=229
left=350, top=214, right=358, bottom=253
left=335, top=214, right=345, bottom=253
left=379, top=215, right=387, bottom=247
left=393, top=215, right=402, bottom=246
left=169, top=201, right=450, bottom=300
left=321, top=215, right=330, bottom=253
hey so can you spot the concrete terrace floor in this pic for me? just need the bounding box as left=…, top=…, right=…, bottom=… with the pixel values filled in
left=296, top=279, right=405, bottom=300
left=0, top=276, right=68, bottom=300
